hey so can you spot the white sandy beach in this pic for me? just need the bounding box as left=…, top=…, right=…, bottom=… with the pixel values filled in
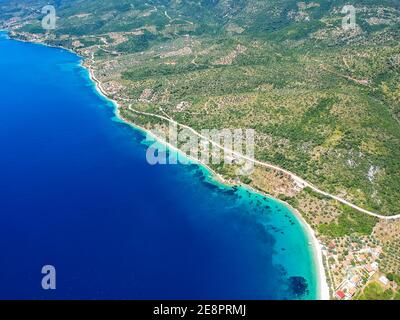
left=291, top=207, right=331, bottom=300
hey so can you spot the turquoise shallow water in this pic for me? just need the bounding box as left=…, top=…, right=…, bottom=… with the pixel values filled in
left=0, top=31, right=317, bottom=299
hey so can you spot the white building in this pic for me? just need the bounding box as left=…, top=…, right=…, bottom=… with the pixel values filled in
left=379, top=276, right=389, bottom=286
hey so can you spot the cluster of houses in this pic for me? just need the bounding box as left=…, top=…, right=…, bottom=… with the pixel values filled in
left=321, top=240, right=390, bottom=299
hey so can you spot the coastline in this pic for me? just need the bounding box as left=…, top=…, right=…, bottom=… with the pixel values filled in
left=87, top=66, right=229, bottom=186
left=282, top=201, right=330, bottom=300
left=5, top=32, right=330, bottom=300
left=87, top=60, right=331, bottom=301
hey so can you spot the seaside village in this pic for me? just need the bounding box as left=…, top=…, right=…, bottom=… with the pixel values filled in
left=321, top=236, right=398, bottom=300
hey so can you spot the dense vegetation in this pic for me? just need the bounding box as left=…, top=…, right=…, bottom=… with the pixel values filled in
left=318, top=205, right=378, bottom=237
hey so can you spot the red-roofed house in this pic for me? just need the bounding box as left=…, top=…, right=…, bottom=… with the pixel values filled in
left=336, top=290, right=346, bottom=299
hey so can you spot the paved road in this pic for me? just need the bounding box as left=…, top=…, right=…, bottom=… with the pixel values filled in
left=127, top=106, right=400, bottom=221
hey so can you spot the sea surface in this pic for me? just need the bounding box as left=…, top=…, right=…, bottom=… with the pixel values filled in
left=0, top=32, right=317, bottom=299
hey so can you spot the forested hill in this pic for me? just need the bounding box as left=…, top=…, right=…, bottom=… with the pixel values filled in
left=2, top=0, right=400, bottom=38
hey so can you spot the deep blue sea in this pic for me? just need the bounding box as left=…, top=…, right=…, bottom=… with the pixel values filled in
left=0, top=32, right=317, bottom=300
